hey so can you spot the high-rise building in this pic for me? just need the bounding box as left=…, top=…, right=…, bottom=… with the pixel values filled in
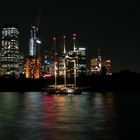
left=0, top=24, right=19, bottom=77
left=29, top=26, right=41, bottom=57
left=66, top=47, right=87, bottom=77
left=25, top=26, right=42, bottom=79
left=76, top=47, right=86, bottom=76
left=19, top=54, right=25, bottom=74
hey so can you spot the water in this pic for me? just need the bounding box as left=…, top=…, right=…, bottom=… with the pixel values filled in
left=0, top=91, right=140, bottom=140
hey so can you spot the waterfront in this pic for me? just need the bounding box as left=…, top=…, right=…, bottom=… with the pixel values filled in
left=0, top=92, right=140, bottom=140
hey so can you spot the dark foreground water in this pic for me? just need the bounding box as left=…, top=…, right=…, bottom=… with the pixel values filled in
left=0, top=91, right=140, bottom=140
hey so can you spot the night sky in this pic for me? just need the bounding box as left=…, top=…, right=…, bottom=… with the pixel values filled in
left=0, top=1, right=139, bottom=73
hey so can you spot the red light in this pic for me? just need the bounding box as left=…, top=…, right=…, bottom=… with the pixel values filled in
left=53, top=37, right=56, bottom=40
left=63, top=35, right=66, bottom=39
left=54, top=61, right=58, bottom=65
left=44, top=74, right=52, bottom=78
left=73, top=37, right=76, bottom=40
left=73, top=33, right=77, bottom=40
left=73, top=33, right=77, bottom=37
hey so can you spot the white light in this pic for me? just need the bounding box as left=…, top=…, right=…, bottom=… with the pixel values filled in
left=79, top=48, right=86, bottom=50
left=36, top=39, right=41, bottom=44
left=29, top=38, right=34, bottom=56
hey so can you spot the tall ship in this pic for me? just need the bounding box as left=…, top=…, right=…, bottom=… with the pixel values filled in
left=43, top=34, right=83, bottom=95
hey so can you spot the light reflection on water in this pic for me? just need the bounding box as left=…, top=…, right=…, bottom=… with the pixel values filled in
left=0, top=92, right=122, bottom=139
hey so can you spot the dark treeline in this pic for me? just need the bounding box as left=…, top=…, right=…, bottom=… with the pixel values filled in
left=81, top=71, right=140, bottom=92
left=0, top=70, right=140, bottom=92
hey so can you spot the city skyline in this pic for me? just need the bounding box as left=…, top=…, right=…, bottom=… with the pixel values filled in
left=0, top=1, right=139, bottom=73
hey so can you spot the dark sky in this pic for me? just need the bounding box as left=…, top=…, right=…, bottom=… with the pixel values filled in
left=0, top=1, right=139, bottom=73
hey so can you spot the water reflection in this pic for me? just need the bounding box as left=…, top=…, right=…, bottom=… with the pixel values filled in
left=0, top=92, right=119, bottom=140
left=16, top=92, right=43, bottom=139
left=42, top=93, right=119, bottom=140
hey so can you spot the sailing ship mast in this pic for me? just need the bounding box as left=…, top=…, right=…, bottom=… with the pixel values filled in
left=73, top=33, right=77, bottom=88
left=53, top=37, right=57, bottom=89
left=63, top=35, right=67, bottom=88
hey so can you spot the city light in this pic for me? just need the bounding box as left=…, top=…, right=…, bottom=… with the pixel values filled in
left=53, top=37, right=56, bottom=40
left=36, top=39, right=41, bottom=44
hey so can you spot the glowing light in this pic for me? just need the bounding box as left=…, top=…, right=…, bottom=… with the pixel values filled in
left=54, top=61, right=58, bottom=65
left=105, top=60, right=111, bottom=63
left=73, top=33, right=77, bottom=37
left=44, top=74, right=52, bottom=78
left=79, top=48, right=86, bottom=50
left=67, top=88, right=74, bottom=94
left=53, top=37, right=56, bottom=40
left=29, top=38, right=34, bottom=56
left=45, top=60, right=51, bottom=65
left=36, top=39, right=41, bottom=44
left=73, top=33, right=77, bottom=40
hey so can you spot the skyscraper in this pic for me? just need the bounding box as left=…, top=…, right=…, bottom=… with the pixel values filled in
left=25, top=26, right=41, bottom=79
left=29, top=26, right=41, bottom=57
left=76, top=47, right=86, bottom=77
left=66, top=47, right=87, bottom=77
left=0, top=24, right=19, bottom=77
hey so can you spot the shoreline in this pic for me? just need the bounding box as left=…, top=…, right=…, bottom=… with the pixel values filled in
left=0, top=74, right=140, bottom=92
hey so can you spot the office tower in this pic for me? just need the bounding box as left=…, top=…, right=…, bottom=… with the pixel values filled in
left=66, top=47, right=87, bottom=77
left=0, top=24, right=19, bottom=77
left=76, top=47, right=86, bottom=77
left=66, top=34, right=86, bottom=79
left=19, top=54, right=25, bottom=74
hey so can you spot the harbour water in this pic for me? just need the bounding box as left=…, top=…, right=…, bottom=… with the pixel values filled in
left=0, top=91, right=140, bottom=140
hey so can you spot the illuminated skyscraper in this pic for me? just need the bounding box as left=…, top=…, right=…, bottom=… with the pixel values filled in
left=66, top=47, right=87, bottom=77
left=25, top=26, right=41, bottom=79
left=0, top=24, right=19, bottom=77
left=29, top=26, right=41, bottom=57
left=19, top=54, right=25, bottom=74
left=76, top=47, right=86, bottom=76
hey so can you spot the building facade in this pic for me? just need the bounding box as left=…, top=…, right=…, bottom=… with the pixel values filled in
left=0, top=25, right=19, bottom=77
left=66, top=47, right=87, bottom=78
left=76, top=47, right=86, bottom=77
